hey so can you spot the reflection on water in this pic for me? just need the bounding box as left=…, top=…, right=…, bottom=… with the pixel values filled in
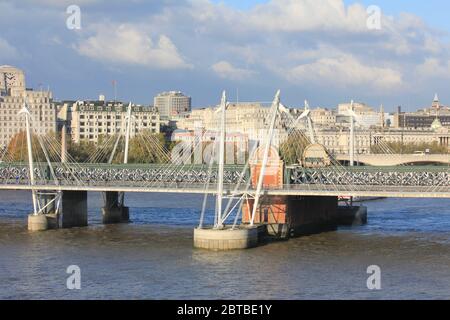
left=0, top=190, right=449, bottom=299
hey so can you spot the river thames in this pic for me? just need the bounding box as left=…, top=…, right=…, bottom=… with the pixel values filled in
left=0, top=190, right=449, bottom=299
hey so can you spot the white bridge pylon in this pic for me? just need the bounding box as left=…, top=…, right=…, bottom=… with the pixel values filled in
left=249, top=90, right=281, bottom=226
left=198, top=90, right=285, bottom=229
left=199, top=90, right=252, bottom=230
left=119, top=102, right=134, bottom=207
left=18, top=98, right=62, bottom=217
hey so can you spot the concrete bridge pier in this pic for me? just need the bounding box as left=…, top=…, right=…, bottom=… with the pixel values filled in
left=102, top=192, right=129, bottom=224
left=27, top=192, right=59, bottom=231
left=28, top=214, right=48, bottom=231
left=61, top=191, right=88, bottom=228
left=42, top=193, right=59, bottom=229
left=28, top=191, right=87, bottom=231
left=193, top=226, right=259, bottom=250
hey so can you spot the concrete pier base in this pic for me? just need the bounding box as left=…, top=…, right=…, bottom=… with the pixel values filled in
left=102, top=206, right=129, bottom=224
left=28, top=214, right=48, bottom=231
left=337, top=206, right=368, bottom=226
left=102, top=192, right=129, bottom=224
left=193, top=226, right=259, bottom=250
left=61, top=191, right=88, bottom=228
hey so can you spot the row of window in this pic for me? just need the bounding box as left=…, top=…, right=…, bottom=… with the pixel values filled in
left=1, top=97, right=50, bottom=103
left=0, top=107, right=54, bottom=113
left=79, top=114, right=158, bottom=120
left=78, top=123, right=157, bottom=133
left=79, top=129, right=158, bottom=140
left=0, top=116, right=53, bottom=121
left=79, top=121, right=158, bottom=127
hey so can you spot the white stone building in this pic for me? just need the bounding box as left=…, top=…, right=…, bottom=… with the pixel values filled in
left=66, top=100, right=160, bottom=144
left=0, top=65, right=56, bottom=149
left=154, top=91, right=191, bottom=119
left=176, top=102, right=294, bottom=148
left=309, top=108, right=337, bottom=127
left=315, top=127, right=450, bottom=156
left=337, top=102, right=386, bottom=128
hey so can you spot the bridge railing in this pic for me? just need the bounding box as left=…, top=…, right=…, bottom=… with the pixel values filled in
left=1, top=163, right=448, bottom=192
left=0, top=180, right=448, bottom=196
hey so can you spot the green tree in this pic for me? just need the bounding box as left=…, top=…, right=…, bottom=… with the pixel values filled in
left=6, top=131, right=46, bottom=162
left=110, top=131, right=171, bottom=164
left=279, top=134, right=310, bottom=165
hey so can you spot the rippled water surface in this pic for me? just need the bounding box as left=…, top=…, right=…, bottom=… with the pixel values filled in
left=0, top=190, right=449, bottom=299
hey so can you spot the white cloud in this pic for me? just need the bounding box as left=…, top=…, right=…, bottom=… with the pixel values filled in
left=286, top=54, right=402, bottom=90
left=0, top=38, right=18, bottom=59
left=68, top=0, right=444, bottom=95
left=248, top=0, right=369, bottom=33
left=24, top=0, right=103, bottom=6
left=211, top=61, right=256, bottom=81
left=1, top=0, right=449, bottom=106
left=415, top=58, right=450, bottom=79
left=75, top=24, right=192, bottom=70
left=423, top=35, right=442, bottom=54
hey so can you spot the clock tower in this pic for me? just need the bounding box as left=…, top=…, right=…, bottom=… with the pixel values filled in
left=0, top=65, right=26, bottom=97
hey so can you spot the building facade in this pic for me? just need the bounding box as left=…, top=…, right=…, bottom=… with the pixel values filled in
left=175, top=99, right=450, bottom=157
left=176, top=102, right=296, bottom=148
left=154, top=91, right=191, bottom=119
left=337, top=102, right=386, bottom=128
left=393, top=94, right=450, bottom=129
left=66, top=100, right=160, bottom=144
left=309, top=108, right=337, bottom=127
left=315, top=127, right=450, bottom=156
left=0, top=65, right=56, bottom=150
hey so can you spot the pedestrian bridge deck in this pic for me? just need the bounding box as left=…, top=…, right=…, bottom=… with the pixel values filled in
left=0, top=163, right=448, bottom=198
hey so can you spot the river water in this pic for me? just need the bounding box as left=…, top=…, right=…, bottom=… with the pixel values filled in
left=0, top=190, right=449, bottom=300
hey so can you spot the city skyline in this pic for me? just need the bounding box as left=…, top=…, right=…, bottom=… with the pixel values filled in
left=1, top=1, right=450, bottom=110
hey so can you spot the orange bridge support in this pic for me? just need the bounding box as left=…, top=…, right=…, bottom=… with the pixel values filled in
left=243, top=147, right=338, bottom=238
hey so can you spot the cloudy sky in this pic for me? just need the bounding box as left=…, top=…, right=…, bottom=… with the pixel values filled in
left=1, top=0, right=449, bottom=111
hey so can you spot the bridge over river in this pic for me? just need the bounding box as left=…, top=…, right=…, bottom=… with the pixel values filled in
left=336, top=153, right=450, bottom=166
left=0, top=163, right=449, bottom=198
left=1, top=91, right=449, bottom=250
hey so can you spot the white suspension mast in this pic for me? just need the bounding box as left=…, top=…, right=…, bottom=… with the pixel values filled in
left=19, top=101, right=38, bottom=215
left=61, top=124, right=67, bottom=163
left=250, top=90, right=281, bottom=226
left=301, top=100, right=315, bottom=144
left=216, top=91, right=227, bottom=228
left=119, top=102, right=133, bottom=207
left=349, top=100, right=355, bottom=167
left=124, top=102, right=133, bottom=165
